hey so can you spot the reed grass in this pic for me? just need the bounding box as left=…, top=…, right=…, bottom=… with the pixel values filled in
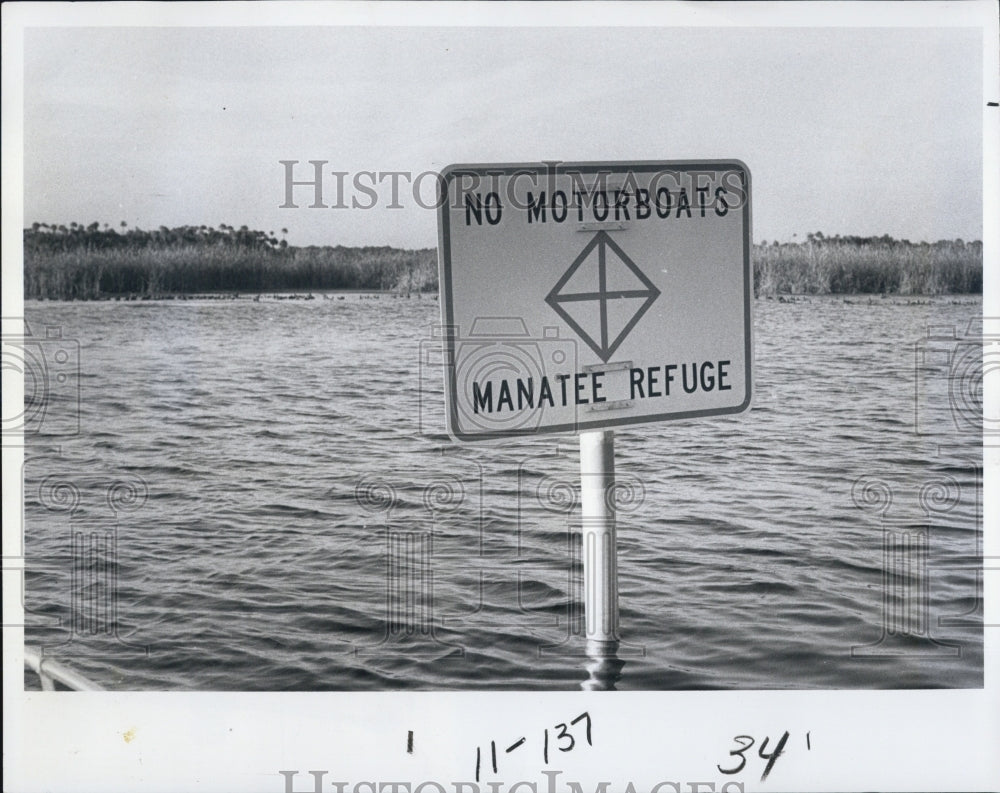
left=752, top=235, right=981, bottom=297
left=24, top=225, right=982, bottom=300
left=24, top=224, right=435, bottom=299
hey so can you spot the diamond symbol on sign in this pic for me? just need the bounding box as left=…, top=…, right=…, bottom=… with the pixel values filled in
left=545, top=231, right=661, bottom=363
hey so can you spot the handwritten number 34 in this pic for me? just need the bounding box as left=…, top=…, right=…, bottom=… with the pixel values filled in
left=717, top=731, right=790, bottom=782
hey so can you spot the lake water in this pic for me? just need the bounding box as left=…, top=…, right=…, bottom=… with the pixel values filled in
left=20, top=294, right=984, bottom=690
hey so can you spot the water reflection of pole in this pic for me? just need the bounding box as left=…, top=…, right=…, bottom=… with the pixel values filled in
left=583, top=639, right=625, bottom=690
left=579, top=430, right=624, bottom=689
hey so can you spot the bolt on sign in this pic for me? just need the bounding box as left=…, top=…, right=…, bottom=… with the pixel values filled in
left=436, top=160, right=752, bottom=441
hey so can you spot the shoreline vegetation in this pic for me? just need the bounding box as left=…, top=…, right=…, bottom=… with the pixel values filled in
left=24, top=223, right=982, bottom=301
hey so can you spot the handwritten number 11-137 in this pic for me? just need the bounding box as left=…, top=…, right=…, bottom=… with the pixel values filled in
left=476, top=712, right=592, bottom=782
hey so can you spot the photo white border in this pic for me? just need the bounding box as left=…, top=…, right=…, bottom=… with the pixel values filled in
left=3, top=3, right=998, bottom=791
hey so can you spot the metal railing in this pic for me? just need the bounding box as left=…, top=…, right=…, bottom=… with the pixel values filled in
left=23, top=646, right=104, bottom=691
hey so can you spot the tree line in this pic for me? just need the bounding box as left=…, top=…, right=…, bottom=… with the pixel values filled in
left=24, top=223, right=435, bottom=299
left=754, top=233, right=981, bottom=296
left=23, top=223, right=982, bottom=300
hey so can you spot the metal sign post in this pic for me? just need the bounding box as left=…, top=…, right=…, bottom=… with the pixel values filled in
left=579, top=429, right=618, bottom=645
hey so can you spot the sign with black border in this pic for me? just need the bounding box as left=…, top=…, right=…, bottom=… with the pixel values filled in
left=437, top=160, right=753, bottom=440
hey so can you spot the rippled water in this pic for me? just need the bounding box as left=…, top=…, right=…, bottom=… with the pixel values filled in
left=21, top=293, right=983, bottom=689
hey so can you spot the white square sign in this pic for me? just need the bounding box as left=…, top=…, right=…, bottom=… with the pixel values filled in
left=437, top=160, right=753, bottom=440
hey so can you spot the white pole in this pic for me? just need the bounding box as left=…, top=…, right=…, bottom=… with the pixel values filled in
left=579, top=429, right=618, bottom=645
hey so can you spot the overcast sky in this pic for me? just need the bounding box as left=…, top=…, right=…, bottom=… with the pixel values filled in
left=22, top=19, right=985, bottom=248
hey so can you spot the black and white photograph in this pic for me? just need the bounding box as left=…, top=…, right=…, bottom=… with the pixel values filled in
left=3, top=2, right=998, bottom=792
